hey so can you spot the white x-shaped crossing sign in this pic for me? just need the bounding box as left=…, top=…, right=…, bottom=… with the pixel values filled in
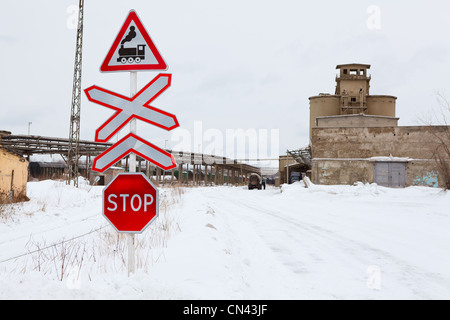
left=84, top=73, right=179, bottom=172
left=85, top=73, right=178, bottom=143
left=92, top=133, right=176, bottom=172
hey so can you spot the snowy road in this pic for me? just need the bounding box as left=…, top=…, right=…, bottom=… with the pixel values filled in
left=1, top=181, right=449, bottom=299
left=220, top=189, right=450, bottom=299
left=157, top=183, right=450, bottom=299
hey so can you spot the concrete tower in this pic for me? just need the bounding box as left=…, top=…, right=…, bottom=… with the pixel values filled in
left=309, top=63, right=397, bottom=141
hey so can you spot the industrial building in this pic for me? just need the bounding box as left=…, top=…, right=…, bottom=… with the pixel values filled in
left=0, top=131, right=262, bottom=192
left=309, top=63, right=397, bottom=139
left=278, top=151, right=311, bottom=186
left=0, top=132, right=28, bottom=202
left=309, top=63, right=449, bottom=188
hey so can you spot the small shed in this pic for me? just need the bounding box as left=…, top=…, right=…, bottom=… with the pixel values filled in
left=0, top=148, right=29, bottom=202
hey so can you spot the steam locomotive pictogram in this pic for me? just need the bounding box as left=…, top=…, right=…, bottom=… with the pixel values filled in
left=116, top=26, right=145, bottom=64
left=117, top=44, right=146, bottom=64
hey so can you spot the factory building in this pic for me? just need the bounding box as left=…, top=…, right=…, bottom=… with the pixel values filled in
left=309, top=64, right=449, bottom=188
left=309, top=64, right=397, bottom=139
left=0, top=131, right=29, bottom=202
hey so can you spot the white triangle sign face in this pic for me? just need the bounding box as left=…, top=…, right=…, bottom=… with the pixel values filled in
left=100, top=10, right=167, bottom=72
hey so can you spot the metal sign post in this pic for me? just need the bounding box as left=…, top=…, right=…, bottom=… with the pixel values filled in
left=85, top=9, right=178, bottom=277
left=128, top=71, right=137, bottom=276
left=102, top=172, right=160, bottom=275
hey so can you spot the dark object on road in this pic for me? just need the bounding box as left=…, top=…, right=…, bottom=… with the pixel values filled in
left=248, top=173, right=262, bottom=190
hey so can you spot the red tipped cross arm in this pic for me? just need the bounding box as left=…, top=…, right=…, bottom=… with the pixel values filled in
left=85, top=74, right=178, bottom=142
left=84, top=73, right=179, bottom=173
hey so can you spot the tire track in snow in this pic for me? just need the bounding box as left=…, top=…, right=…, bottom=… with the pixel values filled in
left=205, top=188, right=450, bottom=299
left=236, top=194, right=450, bottom=299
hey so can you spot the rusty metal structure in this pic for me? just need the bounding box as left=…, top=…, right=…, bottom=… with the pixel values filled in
left=0, top=132, right=261, bottom=186
left=0, top=134, right=109, bottom=157
left=286, top=146, right=312, bottom=167
left=67, top=0, right=85, bottom=187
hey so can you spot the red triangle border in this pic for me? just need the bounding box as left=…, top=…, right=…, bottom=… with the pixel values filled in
left=100, top=10, right=168, bottom=72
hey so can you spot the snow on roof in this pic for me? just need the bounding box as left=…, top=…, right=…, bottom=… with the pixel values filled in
left=369, top=156, right=410, bottom=162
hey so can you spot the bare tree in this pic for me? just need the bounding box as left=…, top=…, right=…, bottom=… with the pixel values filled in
left=421, top=92, right=450, bottom=189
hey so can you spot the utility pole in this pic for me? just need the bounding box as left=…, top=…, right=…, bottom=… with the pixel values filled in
left=67, top=0, right=84, bottom=187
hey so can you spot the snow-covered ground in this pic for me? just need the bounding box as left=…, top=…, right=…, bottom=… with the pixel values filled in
left=0, top=179, right=449, bottom=299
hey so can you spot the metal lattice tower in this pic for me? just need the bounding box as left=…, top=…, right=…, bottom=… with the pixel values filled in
left=67, top=0, right=84, bottom=187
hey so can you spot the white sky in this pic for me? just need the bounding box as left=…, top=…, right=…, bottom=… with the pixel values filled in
left=1, top=0, right=450, bottom=159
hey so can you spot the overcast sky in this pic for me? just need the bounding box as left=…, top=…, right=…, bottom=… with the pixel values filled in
left=1, top=0, right=450, bottom=161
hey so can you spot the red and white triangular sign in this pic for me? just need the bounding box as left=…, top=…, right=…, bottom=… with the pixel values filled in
left=100, top=10, right=167, bottom=72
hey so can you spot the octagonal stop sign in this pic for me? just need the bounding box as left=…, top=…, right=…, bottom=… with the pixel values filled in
left=103, top=172, right=159, bottom=233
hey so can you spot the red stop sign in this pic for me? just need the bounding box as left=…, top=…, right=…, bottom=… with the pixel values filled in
left=103, top=173, right=159, bottom=233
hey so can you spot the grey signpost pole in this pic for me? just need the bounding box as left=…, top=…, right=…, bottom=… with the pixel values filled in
left=128, top=71, right=137, bottom=276
left=93, top=10, right=173, bottom=277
